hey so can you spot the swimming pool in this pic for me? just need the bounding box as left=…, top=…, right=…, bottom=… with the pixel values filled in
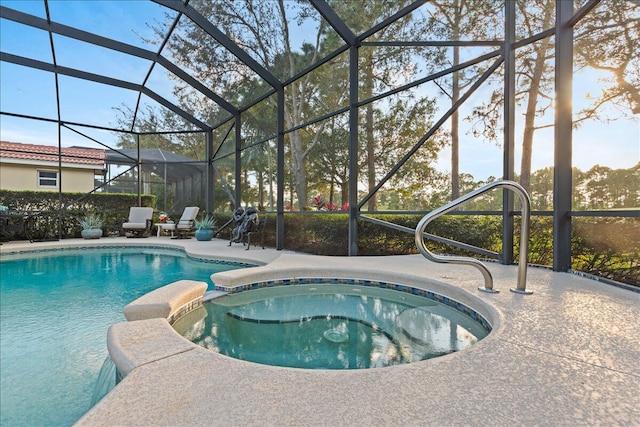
left=173, top=280, right=491, bottom=369
left=0, top=247, right=249, bottom=427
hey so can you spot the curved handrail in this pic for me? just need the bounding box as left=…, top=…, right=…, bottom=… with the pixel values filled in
left=415, top=180, right=532, bottom=294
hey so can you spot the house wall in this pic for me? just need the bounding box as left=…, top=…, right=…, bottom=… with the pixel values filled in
left=0, top=162, right=99, bottom=192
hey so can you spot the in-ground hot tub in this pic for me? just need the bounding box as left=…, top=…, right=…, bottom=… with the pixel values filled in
left=172, top=278, right=492, bottom=369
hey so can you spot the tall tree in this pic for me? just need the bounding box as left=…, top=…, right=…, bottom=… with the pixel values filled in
left=469, top=0, right=555, bottom=193
left=469, top=0, right=639, bottom=193
left=516, top=0, right=554, bottom=193
left=124, top=1, right=450, bottom=210
left=143, top=0, right=332, bottom=210
left=423, top=0, right=502, bottom=200
left=328, top=0, right=444, bottom=211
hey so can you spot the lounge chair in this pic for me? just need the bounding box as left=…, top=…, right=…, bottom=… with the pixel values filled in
left=122, top=207, right=153, bottom=237
left=171, top=206, right=200, bottom=239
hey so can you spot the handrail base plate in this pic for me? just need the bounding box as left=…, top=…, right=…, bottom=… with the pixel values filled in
left=478, top=287, right=500, bottom=293
left=510, top=288, right=533, bottom=295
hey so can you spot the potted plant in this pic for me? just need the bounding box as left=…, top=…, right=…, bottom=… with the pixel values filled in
left=79, top=213, right=103, bottom=239
left=194, top=216, right=216, bottom=241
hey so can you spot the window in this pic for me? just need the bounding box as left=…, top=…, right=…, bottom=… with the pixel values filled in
left=38, top=170, right=58, bottom=187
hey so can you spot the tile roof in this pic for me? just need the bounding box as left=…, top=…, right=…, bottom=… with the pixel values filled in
left=0, top=141, right=105, bottom=166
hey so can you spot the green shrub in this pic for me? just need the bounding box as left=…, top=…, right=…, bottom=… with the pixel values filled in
left=0, top=190, right=155, bottom=240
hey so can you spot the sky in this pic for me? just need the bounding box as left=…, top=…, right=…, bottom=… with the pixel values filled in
left=0, top=0, right=638, bottom=181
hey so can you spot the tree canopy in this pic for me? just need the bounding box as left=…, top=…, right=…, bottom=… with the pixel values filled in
left=114, top=0, right=639, bottom=213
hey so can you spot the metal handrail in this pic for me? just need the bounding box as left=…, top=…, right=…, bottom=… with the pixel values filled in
left=415, top=180, right=532, bottom=294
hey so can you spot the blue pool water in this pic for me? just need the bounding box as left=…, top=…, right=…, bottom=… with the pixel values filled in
left=174, top=283, right=490, bottom=369
left=0, top=247, right=247, bottom=427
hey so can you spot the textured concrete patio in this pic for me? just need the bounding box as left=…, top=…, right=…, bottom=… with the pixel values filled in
left=3, top=237, right=639, bottom=426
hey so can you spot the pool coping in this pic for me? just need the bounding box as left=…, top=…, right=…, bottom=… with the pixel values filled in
left=3, top=238, right=639, bottom=426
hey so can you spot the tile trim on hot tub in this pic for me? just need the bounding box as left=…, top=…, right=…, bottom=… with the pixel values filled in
left=213, top=277, right=492, bottom=331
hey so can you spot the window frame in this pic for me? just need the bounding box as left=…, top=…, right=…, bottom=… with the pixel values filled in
left=38, top=170, right=59, bottom=188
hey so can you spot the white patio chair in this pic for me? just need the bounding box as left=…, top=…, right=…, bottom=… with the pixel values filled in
left=171, top=206, right=200, bottom=239
left=122, top=207, right=153, bottom=237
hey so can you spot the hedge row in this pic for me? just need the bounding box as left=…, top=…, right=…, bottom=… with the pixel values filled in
left=213, top=212, right=637, bottom=287
left=0, top=190, right=155, bottom=240
left=2, top=196, right=636, bottom=287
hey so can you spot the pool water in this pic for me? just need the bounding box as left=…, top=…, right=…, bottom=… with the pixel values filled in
left=0, top=247, right=247, bottom=427
left=173, top=284, right=490, bottom=369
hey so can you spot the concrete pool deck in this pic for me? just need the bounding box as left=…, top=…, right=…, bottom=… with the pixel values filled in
left=2, top=237, right=639, bottom=426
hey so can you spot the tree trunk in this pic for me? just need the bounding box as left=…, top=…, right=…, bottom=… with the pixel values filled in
left=451, top=47, right=460, bottom=201
left=329, top=160, right=336, bottom=205
left=364, top=51, right=377, bottom=211
left=520, top=6, right=553, bottom=193
left=283, top=81, right=308, bottom=210
left=257, top=170, right=264, bottom=210
left=341, top=174, right=348, bottom=206
left=366, top=103, right=376, bottom=211
left=450, top=1, right=462, bottom=201
left=292, top=133, right=307, bottom=210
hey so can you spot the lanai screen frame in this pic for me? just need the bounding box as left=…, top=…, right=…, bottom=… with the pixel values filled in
left=1, top=0, right=637, bottom=275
